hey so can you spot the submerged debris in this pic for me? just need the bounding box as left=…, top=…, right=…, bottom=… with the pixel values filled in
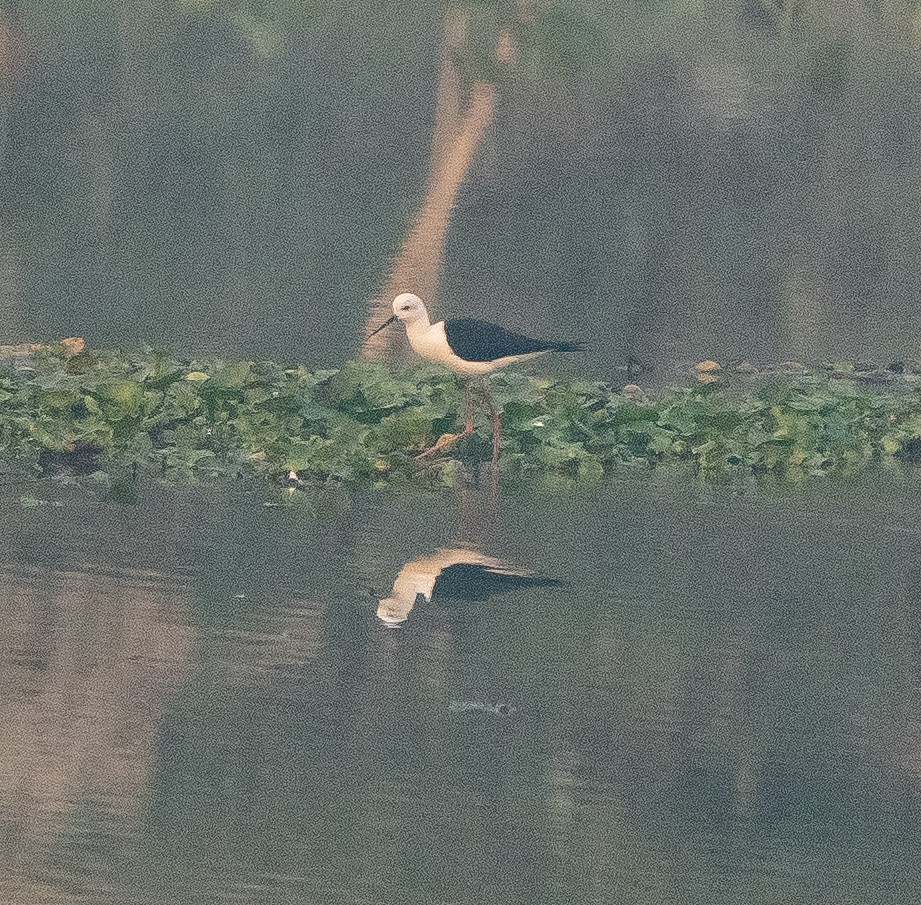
left=0, top=337, right=85, bottom=359
left=448, top=701, right=517, bottom=717
left=694, top=360, right=722, bottom=384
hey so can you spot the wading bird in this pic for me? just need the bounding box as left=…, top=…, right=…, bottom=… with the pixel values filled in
left=376, top=546, right=562, bottom=626
left=368, top=292, right=584, bottom=459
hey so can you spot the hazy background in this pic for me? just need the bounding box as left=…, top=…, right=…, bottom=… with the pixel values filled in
left=3, top=1, right=921, bottom=377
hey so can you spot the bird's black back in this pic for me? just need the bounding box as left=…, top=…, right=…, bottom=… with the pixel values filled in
left=444, top=318, right=584, bottom=363
left=433, top=563, right=564, bottom=601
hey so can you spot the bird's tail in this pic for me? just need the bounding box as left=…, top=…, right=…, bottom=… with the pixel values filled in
left=552, top=341, right=588, bottom=353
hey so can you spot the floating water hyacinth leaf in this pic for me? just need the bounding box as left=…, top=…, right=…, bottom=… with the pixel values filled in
left=4, top=345, right=921, bottom=490
left=94, top=380, right=144, bottom=420
left=133, top=350, right=183, bottom=385
left=608, top=402, right=660, bottom=425
left=207, top=360, right=255, bottom=390
left=372, top=411, right=434, bottom=453
left=280, top=437, right=334, bottom=472
left=36, top=387, right=81, bottom=412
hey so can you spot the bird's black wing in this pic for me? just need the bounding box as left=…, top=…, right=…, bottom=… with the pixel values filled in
left=444, top=318, right=583, bottom=363
left=433, top=563, right=564, bottom=602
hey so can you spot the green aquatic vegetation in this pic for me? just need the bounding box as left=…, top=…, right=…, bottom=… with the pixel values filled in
left=3, top=346, right=921, bottom=491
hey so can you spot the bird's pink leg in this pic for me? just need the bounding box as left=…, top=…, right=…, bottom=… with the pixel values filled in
left=416, top=380, right=475, bottom=459
left=463, top=380, right=474, bottom=434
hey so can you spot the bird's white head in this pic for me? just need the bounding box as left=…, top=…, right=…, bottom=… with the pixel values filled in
left=376, top=597, right=409, bottom=626
left=366, top=292, right=430, bottom=341
left=392, top=292, right=428, bottom=324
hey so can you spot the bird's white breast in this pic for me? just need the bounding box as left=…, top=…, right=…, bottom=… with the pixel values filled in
left=405, top=321, right=456, bottom=366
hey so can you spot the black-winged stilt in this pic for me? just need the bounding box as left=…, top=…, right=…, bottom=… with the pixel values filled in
left=376, top=546, right=562, bottom=625
left=368, top=292, right=584, bottom=459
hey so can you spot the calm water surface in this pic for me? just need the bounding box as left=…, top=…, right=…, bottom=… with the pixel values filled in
left=2, top=473, right=921, bottom=904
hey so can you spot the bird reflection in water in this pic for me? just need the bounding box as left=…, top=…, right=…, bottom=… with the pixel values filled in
left=376, top=546, right=562, bottom=626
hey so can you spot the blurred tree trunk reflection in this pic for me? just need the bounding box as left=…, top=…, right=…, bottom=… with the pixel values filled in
left=363, top=11, right=498, bottom=356
left=0, top=5, right=26, bottom=341
left=0, top=566, right=193, bottom=896
left=783, top=253, right=828, bottom=362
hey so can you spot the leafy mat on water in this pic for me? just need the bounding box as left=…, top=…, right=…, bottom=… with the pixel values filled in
left=2, top=343, right=921, bottom=489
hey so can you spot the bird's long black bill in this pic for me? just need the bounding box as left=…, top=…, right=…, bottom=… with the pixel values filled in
left=367, top=313, right=398, bottom=339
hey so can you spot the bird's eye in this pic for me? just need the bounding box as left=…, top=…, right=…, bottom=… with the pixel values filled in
left=400, top=306, right=411, bottom=312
